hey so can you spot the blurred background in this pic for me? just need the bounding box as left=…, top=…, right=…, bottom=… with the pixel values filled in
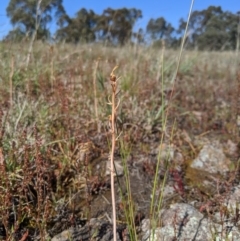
left=0, top=0, right=239, bottom=50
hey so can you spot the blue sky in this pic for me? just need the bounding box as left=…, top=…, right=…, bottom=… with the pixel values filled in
left=0, top=0, right=239, bottom=38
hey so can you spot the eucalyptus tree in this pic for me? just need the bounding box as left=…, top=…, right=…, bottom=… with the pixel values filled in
left=56, top=8, right=98, bottom=43
left=95, top=8, right=142, bottom=45
left=177, top=6, right=238, bottom=50
left=6, top=0, right=66, bottom=40
left=146, top=17, right=174, bottom=46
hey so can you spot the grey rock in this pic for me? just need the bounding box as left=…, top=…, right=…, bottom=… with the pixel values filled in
left=190, top=144, right=231, bottom=174
left=226, top=185, right=240, bottom=210
left=213, top=185, right=240, bottom=225
left=225, top=139, right=238, bottom=156
left=105, top=159, right=124, bottom=177
left=51, top=219, right=121, bottom=241
left=141, top=203, right=240, bottom=241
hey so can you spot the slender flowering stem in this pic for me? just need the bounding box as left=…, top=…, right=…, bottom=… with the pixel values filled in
left=109, top=66, right=119, bottom=241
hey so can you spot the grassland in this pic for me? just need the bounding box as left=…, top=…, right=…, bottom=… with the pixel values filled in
left=0, top=41, right=239, bottom=240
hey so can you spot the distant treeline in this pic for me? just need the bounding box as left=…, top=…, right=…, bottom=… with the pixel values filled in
left=4, top=0, right=240, bottom=50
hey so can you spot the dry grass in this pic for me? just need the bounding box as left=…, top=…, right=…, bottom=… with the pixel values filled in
left=0, top=41, right=239, bottom=240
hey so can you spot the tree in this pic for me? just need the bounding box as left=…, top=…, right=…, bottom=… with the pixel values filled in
left=56, top=8, right=98, bottom=43
left=132, top=28, right=145, bottom=44
left=4, top=28, right=26, bottom=42
left=146, top=17, right=175, bottom=47
left=177, top=6, right=238, bottom=50
left=147, top=17, right=174, bottom=40
left=95, top=8, right=142, bottom=45
left=6, top=0, right=66, bottom=40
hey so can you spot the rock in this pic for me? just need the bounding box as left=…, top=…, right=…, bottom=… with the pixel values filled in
left=215, top=185, right=240, bottom=214
left=105, top=159, right=124, bottom=177
left=190, top=144, right=231, bottom=174
left=141, top=203, right=240, bottom=241
left=142, top=203, right=211, bottom=241
left=162, top=184, right=176, bottom=197
left=51, top=219, right=122, bottom=241
left=225, top=139, right=238, bottom=156
left=227, top=186, right=240, bottom=209
left=51, top=228, right=76, bottom=241
left=213, top=205, right=240, bottom=241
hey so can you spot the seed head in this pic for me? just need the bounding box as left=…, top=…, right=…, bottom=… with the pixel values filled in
left=110, top=66, right=118, bottom=82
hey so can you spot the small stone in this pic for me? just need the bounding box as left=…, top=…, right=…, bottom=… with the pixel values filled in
left=190, top=144, right=231, bottom=174
left=105, top=159, right=124, bottom=177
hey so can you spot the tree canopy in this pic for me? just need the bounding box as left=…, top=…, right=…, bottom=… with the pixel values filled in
left=95, top=8, right=142, bottom=45
left=56, top=8, right=97, bottom=43
left=177, top=6, right=239, bottom=50
left=4, top=2, right=240, bottom=50
left=6, top=0, right=66, bottom=40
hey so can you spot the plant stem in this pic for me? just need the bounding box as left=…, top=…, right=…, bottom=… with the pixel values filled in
left=109, top=66, right=118, bottom=241
left=93, top=59, right=100, bottom=132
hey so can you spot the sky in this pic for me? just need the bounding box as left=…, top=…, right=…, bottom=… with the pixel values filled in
left=0, top=0, right=239, bottom=38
